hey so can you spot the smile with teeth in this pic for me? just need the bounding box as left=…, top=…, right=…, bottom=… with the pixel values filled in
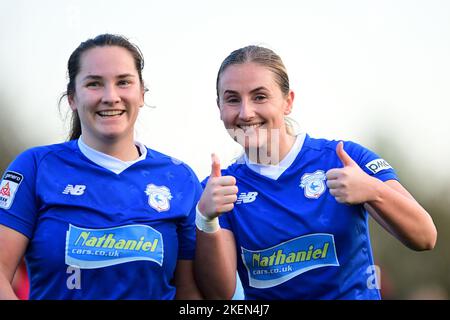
left=238, top=123, right=264, bottom=131
left=97, top=110, right=125, bottom=117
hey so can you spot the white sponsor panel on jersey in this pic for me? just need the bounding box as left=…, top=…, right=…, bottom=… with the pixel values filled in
left=365, top=159, right=393, bottom=174
left=0, top=171, right=24, bottom=209
left=241, top=233, right=339, bottom=289
left=65, top=224, right=164, bottom=269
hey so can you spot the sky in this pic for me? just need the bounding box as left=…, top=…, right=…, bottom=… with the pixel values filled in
left=1, top=0, right=449, bottom=183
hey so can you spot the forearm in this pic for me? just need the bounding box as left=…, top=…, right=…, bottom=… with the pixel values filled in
left=174, top=260, right=204, bottom=300
left=0, top=272, right=19, bottom=300
left=195, top=229, right=236, bottom=299
left=0, top=225, right=29, bottom=300
left=176, top=287, right=203, bottom=300
left=364, top=179, right=437, bottom=251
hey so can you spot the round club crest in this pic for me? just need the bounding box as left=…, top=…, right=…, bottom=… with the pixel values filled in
left=145, top=184, right=173, bottom=212
left=300, top=170, right=326, bottom=199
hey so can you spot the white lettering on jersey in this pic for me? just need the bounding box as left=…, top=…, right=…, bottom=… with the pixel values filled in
left=365, top=159, right=393, bottom=174
left=63, top=185, right=86, bottom=196
left=236, top=192, right=258, bottom=204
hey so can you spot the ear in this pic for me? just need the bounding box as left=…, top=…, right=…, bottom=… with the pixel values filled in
left=140, top=87, right=146, bottom=108
left=283, top=90, right=295, bottom=115
left=217, top=97, right=224, bottom=121
left=68, top=94, right=77, bottom=112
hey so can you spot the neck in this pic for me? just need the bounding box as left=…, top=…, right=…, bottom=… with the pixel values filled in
left=81, top=135, right=140, bottom=161
left=246, top=133, right=296, bottom=165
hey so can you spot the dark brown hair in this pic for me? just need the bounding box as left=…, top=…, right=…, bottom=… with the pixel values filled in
left=60, top=34, right=146, bottom=140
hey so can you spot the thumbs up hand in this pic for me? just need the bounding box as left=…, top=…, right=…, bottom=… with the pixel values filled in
left=326, top=142, right=377, bottom=205
left=198, top=153, right=239, bottom=219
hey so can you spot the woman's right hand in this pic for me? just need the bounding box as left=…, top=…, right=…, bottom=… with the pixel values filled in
left=197, top=154, right=238, bottom=219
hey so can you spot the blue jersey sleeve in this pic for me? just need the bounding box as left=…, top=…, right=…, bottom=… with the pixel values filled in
left=176, top=166, right=203, bottom=260
left=343, top=141, right=398, bottom=182
left=0, top=148, right=40, bottom=238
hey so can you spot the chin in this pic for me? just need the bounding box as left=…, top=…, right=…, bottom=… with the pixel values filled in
left=243, top=141, right=266, bottom=155
left=97, top=125, right=128, bottom=138
left=97, top=130, right=123, bottom=140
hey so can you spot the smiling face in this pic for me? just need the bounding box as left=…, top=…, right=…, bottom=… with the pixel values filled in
left=217, top=62, right=294, bottom=160
left=68, top=46, right=144, bottom=149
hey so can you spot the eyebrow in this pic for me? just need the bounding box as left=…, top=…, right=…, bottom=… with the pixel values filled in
left=82, top=74, right=136, bottom=81
left=223, top=86, right=269, bottom=95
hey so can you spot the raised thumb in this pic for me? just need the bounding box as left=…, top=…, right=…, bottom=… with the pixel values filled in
left=211, top=153, right=222, bottom=177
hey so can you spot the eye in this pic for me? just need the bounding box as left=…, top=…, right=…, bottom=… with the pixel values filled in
left=86, top=81, right=101, bottom=88
left=118, top=79, right=131, bottom=87
left=225, top=96, right=240, bottom=104
left=254, top=94, right=267, bottom=102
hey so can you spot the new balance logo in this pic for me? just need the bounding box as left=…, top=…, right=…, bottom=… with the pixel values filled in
left=63, top=185, right=86, bottom=196
left=236, top=192, right=258, bottom=204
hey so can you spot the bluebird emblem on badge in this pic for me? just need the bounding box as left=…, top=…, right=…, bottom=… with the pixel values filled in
left=145, top=184, right=173, bottom=212
left=300, top=170, right=326, bottom=199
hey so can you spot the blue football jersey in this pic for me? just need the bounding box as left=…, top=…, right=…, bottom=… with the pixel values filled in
left=0, top=140, right=201, bottom=299
left=204, top=134, right=398, bottom=300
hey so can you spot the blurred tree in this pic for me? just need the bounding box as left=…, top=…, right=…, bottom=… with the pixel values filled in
left=368, top=135, right=450, bottom=299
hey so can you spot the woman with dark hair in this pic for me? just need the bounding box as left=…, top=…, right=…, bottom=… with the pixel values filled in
left=0, top=34, right=202, bottom=299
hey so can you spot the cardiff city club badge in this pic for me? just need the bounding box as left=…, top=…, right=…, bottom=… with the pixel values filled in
left=300, top=170, right=326, bottom=199
left=145, top=184, right=173, bottom=212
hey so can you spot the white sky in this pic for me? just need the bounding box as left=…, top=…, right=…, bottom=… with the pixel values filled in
left=1, top=0, right=449, bottom=185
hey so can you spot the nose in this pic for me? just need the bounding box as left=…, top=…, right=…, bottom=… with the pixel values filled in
left=101, top=84, right=121, bottom=105
left=238, top=100, right=255, bottom=121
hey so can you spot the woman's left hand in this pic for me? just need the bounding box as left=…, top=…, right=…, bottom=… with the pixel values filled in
left=326, top=141, right=381, bottom=205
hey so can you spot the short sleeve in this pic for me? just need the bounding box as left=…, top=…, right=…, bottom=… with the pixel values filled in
left=0, top=149, right=39, bottom=238
left=345, top=141, right=398, bottom=182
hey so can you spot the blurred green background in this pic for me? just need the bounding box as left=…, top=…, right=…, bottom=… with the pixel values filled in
left=369, top=136, right=450, bottom=299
